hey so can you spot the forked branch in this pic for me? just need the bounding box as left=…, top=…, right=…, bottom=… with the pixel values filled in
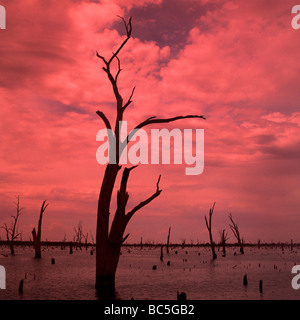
left=126, top=175, right=162, bottom=222
left=229, top=213, right=244, bottom=254
left=96, top=16, right=132, bottom=71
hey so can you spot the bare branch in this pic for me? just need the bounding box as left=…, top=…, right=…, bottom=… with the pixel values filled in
left=204, top=202, right=217, bottom=259
left=108, top=16, right=132, bottom=64
left=96, top=16, right=132, bottom=68
left=126, top=175, right=162, bottom=222
left=126, top=115, right=206, bottom=144
left=96, top=17, right=133, bottom=118
left=115, top=165, right=139, bottom=220
left=96, top=111, right=112, bottom=131
left=123, top=86, right=136, bottom=111
left=41, top=200, right=49, bottom=213
left=120, top=166, right=138, bottom=193
left=96, top=51, right=108, bottom=66
left=115, top=55, right=122, bottom=83
left=122, top=233, right=130, bottom=243
left=117, top=16, right=132, bottom=37
left=229, top=213, right=244, bottom=254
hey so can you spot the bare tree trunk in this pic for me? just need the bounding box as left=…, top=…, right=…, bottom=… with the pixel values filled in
left=229, top=213, right=244, bottom=254
left=96, top=164, right=122, bottom=290
left=74, top=221, right=84, bottom=250
left=219, top=229, right=228, bottom=257
left=160, top=245, right=164, bottom=261
left=205, top=202, right=217, bottom=260
left=94, top=17, right=205, bottom=292
left=32, top=200, right=48, bottom=258
left=1, top=195, right=23, bottom=255
left=9, top=242, right=14, bottom=255
left=166, top=226, right=171, bottom=254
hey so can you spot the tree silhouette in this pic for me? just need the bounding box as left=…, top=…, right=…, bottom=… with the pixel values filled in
left=204, top=202, right=217, bottom=259
left=95, top=17, right=205, bottom=291
left=32, top=200, right=48, bottom=258
left=1, top=195, right=23, bottom=255
left=229, top=213, right=244, bottom=254
left=219, top=229, right=228, bottom=257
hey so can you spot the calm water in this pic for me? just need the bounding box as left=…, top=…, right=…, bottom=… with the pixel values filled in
left=0, top=245, right=299, bottom=300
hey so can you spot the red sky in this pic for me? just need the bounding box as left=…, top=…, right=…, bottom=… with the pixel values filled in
left=0, top=0, right=300, bottom=244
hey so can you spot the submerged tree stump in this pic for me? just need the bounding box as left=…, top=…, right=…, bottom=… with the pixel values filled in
left=177, top=291, right=187, bottom=300
left=243, top=274, right=248, bottom=286
left=160, top=246, right=164, bottom=261
left=166, top=227, right=171, bottom=254
left=18, top=280, right=24, bottom=294
left=204, top=203, right=217, bottom=260
left=32, top=200, right=49, bottom=259
left=259, top=280, right=263, bottom=293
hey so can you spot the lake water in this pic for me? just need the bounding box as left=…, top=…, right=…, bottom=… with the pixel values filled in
left=0, top=245, right=299, bottom=300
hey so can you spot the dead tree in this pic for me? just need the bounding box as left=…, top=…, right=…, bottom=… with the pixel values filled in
left=166, top=226, right=171, bottom=254
left=95, top=17, right=205, bottom=291
left=229, top=213, right=244, bottom=254
left=61, top=233, right=67, bottom=250
left=204, top=202, right=217, bottom=259
left=219, top=229, right=228, bottom=257
left=32, top=200, right=48, bottom=258
left=83, top=232, right=89, bottom=250
left=74, top=222, right=83, bottom=249
left=90, top=232, right=95, bottom=246
left=1, top=195, right=23, bottom=255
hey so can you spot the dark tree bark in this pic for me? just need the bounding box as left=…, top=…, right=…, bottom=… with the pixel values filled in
left=1, top=195, right=23, bottom=255
left=166, top=226, right=171, bottom=254
left=229, top=213, right=244, bottom=254
left=205, top=202, right=217, bottom=260
left=95, top=17, right=206, bottom=291
left=32, top=200, right=48, bottom=258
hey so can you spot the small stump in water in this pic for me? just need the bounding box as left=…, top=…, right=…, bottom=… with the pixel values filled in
left=51, top=258, right=55, bottom=265
left=259, top=280, right=263, bottom=293
left=177, top=291, right=187, bottom=300
left=167, top=261, right=171, bottom=266
left=160, top=246, right=164, bottom=262
left=243, top=274, right=248, bottom=286
left=18, top=280, right=24, bottom=294
left=152, top=265, right=157, bottom=270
